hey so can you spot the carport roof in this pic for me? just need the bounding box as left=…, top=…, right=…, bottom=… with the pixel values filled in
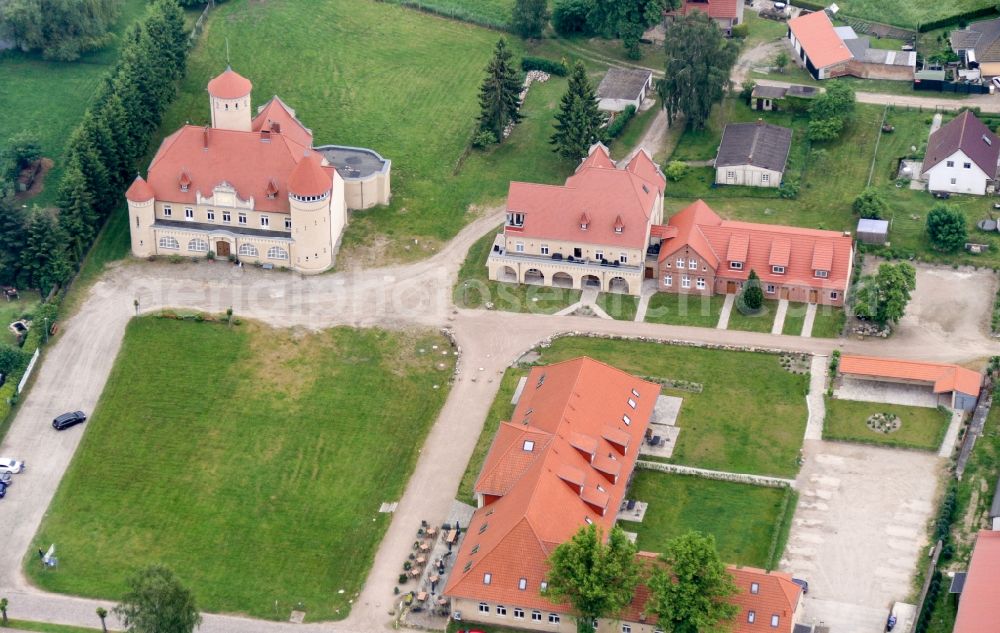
left=839, top=355, right=982, bottom=398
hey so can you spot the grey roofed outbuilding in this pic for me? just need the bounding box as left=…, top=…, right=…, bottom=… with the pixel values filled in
left=596, top=68, right=653, bottom=101
left=751, top=85, right=788, bottom=99
left=857, top=218, right=889, bottom=244
left=715, top=121, right=793, bottom=172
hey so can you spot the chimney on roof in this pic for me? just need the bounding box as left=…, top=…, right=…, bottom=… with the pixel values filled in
left=271, top=122, right=281, bottom=134
left=203, top=126, right=210, bottom=150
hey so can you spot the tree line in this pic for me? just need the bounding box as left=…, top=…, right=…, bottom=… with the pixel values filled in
left=0, top=0, right=188, bottom=296
left=0, top=0, right=123, bottom=61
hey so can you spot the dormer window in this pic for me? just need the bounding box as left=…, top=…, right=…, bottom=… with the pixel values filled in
left=614, top=226, right=622, bottom=234
left=815, top=269, right=829, bottom=278
left=507, top=212, right=525, bottom=227
left=772, top=265, right=785, bottom=274
left=581, top=222, right=589, bottom=230
left=178, top=171, right=191, bottom=193
left=730, top=261, right=743, bottom=270
left=523, top=440, right=535, bottom=451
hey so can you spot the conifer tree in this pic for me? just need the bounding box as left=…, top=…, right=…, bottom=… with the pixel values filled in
left=551, top=61, right=606, bottom=160
left=477, top=38, right=523, bottom=142
left=19, top=209, right=73, bottom=296
left=57, top=161, right=98, bottom=260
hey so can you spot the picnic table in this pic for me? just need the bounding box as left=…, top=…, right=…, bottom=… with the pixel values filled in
left=445, top=529, right=458, bottom=545
left=416, top=555, right=426, bottom=565
left=410, top=567, right=422, bottom=577
left=416, top=591, right=428, bottom=602
left=419, top=542, right=431, bottom=552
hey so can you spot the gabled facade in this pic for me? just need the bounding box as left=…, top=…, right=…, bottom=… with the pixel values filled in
left=728, top=567, right=804, bottom=633
left=126, top=67, right=391, bottom=273
left=921, top=110, right=1000, bottom=195
left=714, top=121, right=793, bottom=188
left=487, top=143, right=666, bottom=296
left=787, top=10, right=914, bottom=80
left=654, top=200, right=853, bottom=306
left=665, top=0, right=745, bottom=35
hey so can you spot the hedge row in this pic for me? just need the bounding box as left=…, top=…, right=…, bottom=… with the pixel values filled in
left=788, top=0, right=826, bottom=12
left=521, top=56, right=568, bottom=76
left=606, top=105, right=636, bottom=138
left=918, top=6, right=1000, bottom=32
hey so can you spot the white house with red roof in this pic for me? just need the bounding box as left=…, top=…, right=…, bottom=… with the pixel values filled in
left=444, top=357, right=804, bottom=633
left=654, top=200, right=853, bottom=306
left=921, top=110, right=1000, bottom=196
left=125, top=67, right=391, bottom=273
left=486, top=143, right=666, bottom=296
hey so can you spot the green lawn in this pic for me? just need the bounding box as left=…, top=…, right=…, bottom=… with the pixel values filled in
left=620, top=471, right=792, bottom=568
left=6, top=621, right=105, bottom=633
left=823, top=397, right=951, bottom=451
left=596, top=292, right=639, bottom=321
left=781, top=302, right=808, bottom=336
left=810, top=306, right=846, bottom=338
left=610, top=105, right=661, bottom=161
left=728, top=299, right=779, bottom=333
left=0, top=295, right=41, bottom=342
left=834, top=0, right=992, bottom=30
left=0, top=0, right=150, bottom=207
left=644, top=292, right=725, bottom=328
left=148, top=0, right=577, bottom=269
left=453, top=227, right=582, bottom=314
left=379, top=0, right=515, bottom=28
left=27, top=317, right=455, bottom=621
left=456, top=369, right=522, bottom=504
left=478, top=337, right=807, bottom=477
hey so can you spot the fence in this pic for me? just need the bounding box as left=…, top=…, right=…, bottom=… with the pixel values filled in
left=914, top=79, right=990, bottom=95
left=636, top=460, right=795, bottom=489
left=16, top=348, right=40, bottom=395
left=189, top=0, right=214, bottom=46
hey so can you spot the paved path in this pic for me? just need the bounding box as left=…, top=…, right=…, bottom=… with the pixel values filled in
left=939, top=409, right=965, bottom=458
left=752, top=77, right=1000, bottom=113
left=771, top=299, right=789, bottom=335
left=802, top=303, right=817, bottom=338
left=716, top=293, right=736, bottom=329
left=634, top=280, right=656, bottom=322
left=637, top=460, right=796, bottom=489
left=804, top=355, right=828, bottom=441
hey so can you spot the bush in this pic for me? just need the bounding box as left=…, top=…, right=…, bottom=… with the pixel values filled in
left=664, top=161, right=688, bottom=182
left=778, top=180, right=799, bottom=199
left=730, top=23, right=749, bottom=39
left=738, top=270, right=764, bottom=313
left=552, top=0, right=592, bottom=35
left=918, top=6, right=1000, bottom=32
left=739, top=80, right=756, bottom=103
left=521, top=56, right=568, bottom=76
left=926, top=204, right=967, bottom=252
left=789, top=0, right=826, bottom=10
left=0, top=344, right=30, bottom=376
left=605, top=105, right=636, bottom=138
left=853, top=187, right=887, bottom=219
left=471, top=129, right=498, bottom=149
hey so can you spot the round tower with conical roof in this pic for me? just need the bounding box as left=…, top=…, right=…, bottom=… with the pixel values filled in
left=125, top=175, right=156, bottom=257
left=288, top=153, right=340, bottom=272
left=207, top=67, right=252, bottom=131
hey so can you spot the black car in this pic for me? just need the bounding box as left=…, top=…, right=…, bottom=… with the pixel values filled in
left=52, top=410, right=87, bottom=430
left=0, top=481, right=7, bottom=498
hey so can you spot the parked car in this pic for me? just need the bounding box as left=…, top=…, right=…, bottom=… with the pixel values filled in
left=0, top=480, right=7, bottom=498
left=0, top=457, right=24, bottom=474
left=992, top=76, right=1000, bottom=90
left=0, top=472, right=10, bottom=485
left=52, top=411, right=87, bottom=430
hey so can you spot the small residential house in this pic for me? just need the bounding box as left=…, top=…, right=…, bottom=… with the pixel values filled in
left=125, top=67, right=391, bottom=274
left=788, top=10, right=915, bottom=80
left=838, top=355, right=982, bottom=411
left=750, top=85, right=788, bottom=111
left=596, top=68, right=654, bottom=112
left=654, top=200, right=853, bottom=306
left=444, top=357, right=805, bottom=633
left=921, top=110, right=1000, bottom=195
left=950, top=17, right=1000, bottom=77
left=952, top=531, right=1000, bottom=633
left=665, top=0, right=745, bottom=36
left=487, top=143, right=666, bottom=296
left=715, top=121, right=792, bottom=188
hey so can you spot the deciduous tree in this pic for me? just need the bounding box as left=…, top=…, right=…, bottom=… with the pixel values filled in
left=588, top=0, right=674, bottom=59
left=546, top=525, right=640, bottom=633
left=551, top=61, right=607, bottom=160
left=511, top=0, right=549, bottom=38
left=852, top=187, right=887, bottom=219
left=926, top=203, right=967, bottom=252
left=647, top=532, right=738, bottom=633
left=552, top=0, right=592, bottom=35
left=114, top=565, right=201, bottom=633
left=477, top=38, right=523, bottom=142
left=854, top=262, right=916, bottom=327
left=807, top=81, right=855, bottom=142
left=774, top=51, right=789, bottom=73
left=0, top=0, right=120, bottom=60
left=658, top=12, right=739, bottom=130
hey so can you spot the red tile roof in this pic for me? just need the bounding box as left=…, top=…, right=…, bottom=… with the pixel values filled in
left=668, top=0, right=741, bottom=19
left=658, top=200, right=853, bottom=289
left=505, top=144, right=665, bottom=250
left=954, top=531, right=1000, bottom=633
left=207, top=67, right=252, bottom=99
left=445, top=357, right=661, bottom=612
left=125, top=175, right=155, bottom=202
left=922, top=110, right=1000, bottom=176
left=252, top=96, right=314, bottom=148
left=839, top=355, right=982, bottom=397
left=288, top=153, right=332, bottom=197
left=728, top=567, right=802, bottom=633
left=788, top=11, right=853, bottom=69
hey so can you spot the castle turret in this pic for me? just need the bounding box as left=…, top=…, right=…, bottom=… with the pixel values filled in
left=207, top=67, right=252, bottom=131
left=288, top=153, right=335, bottom=272
left=125, top=175, right=156, bottom=258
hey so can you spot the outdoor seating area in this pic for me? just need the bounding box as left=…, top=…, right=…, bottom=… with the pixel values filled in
left=641, top=395, right=683, bottom=458
left=615, top=499, right=648, bottom=523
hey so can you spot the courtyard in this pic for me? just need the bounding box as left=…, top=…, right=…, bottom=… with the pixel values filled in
left=26, top=317, right=455, bottom=621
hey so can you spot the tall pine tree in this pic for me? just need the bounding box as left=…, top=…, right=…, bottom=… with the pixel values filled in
left=477, top=38, right=523, bottom=142
left=19, top=209, right=73, bottom=297
left=0, top=195, right=28, bottom=286
left=510, top=0, right=549, bottom=38
left=551, top=61, right=606, bottom=160
left=57, top=161, right=98, bottom=260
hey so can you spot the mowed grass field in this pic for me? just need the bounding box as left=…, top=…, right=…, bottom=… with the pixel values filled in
left=150, top=0, right=579, bottom=268
left=823, top=397, right=952, bottom=451
left=619, top=472, right=793, bottom=568
left=835, top=0, right=992, bottom=29
left=0, top=0, right=149, bottom=207
left=27, top=318, right=455, bottom=621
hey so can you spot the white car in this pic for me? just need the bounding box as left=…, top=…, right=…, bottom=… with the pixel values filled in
left=992, top=76, right=1000, bottom=90
left=0, top=457, right=25, bottom=474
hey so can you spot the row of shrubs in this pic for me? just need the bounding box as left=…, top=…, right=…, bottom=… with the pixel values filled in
left=605, top=105, right=636, bottom=138
left=521, top=55, right=568, bottom=76
left=0, top=301, right=59, bottom=431
left=913, top=481, right=959, bottom=633
left=918, top=6, right=1000, bottom=32
left=992, top=283, right=1000, bottom=334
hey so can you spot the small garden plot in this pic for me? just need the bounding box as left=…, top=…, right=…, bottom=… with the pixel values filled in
left=596, top=292, right=639, bottom=321
left=728, top=298, right=779, bottom=333
left=823, top=396, right=952, bottom=451
left=643, top=293, right=725, bottom=328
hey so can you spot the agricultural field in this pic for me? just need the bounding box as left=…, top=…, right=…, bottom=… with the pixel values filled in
left=823, top=397, right=952, bottom=451
left=835, top=0, right=992, bottom=30
left=380, top=0, right=517, bottom=29
left=0, top=0, right=149, bottom=207
left=619, top=471, right=796, bottom=568
left=27, top=317, right=455, bottom=621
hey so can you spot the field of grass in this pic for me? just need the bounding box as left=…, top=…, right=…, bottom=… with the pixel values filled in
left=823, top=397, right=951, bottom=451
left=27, top=317, right=455, bottom=621
left=811, top=306, right=846, bottom=338
left=728, top=299, right=779, bottom=333
left=380, top=0, right=515, bottom=27
left=596, top=292, right=639, bottom=320
left=456, top=369, right=522, bottom=504
left=0, top=0, right=150, bottom=207
left=620, top=471, right=791, bottom=568
left=644, top=292, right=725, bottom=328
left=0, top=295, right=40, bottom=340
left=609, top=105, right=661, bottom=161
left=146, top=0, right=578, bottom=269
left=835, top=0, right=992, bottom=30
left=6, top=621, right=105, bottom=633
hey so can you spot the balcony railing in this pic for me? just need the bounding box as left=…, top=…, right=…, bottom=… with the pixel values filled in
left=488, top=247, right=643, bottom=275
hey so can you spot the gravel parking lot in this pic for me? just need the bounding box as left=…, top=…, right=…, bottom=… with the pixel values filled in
left=782, top=440, right=943, bottom=632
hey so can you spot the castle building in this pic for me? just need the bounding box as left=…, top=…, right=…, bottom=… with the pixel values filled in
left=125, top=67, right=391, bottom=273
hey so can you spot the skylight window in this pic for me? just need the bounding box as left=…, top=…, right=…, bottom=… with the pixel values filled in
left=623, top=414, right=631, bottom=426
left=483, top=573, right=492, bottom=585
left=536, top=373, right=546, bottom=389
left=627, top=398, right=637, bottom=409
left=523, top=440, right=535, bottom=451
left=631, top=388, right=640, bottom=398
left=519, top=578, right=527, bottom=590
left=985, top=134, right=993, bottom=146
left=585, top=517, right=593, bottom=525
left=479, top=522, right=488, bottom=534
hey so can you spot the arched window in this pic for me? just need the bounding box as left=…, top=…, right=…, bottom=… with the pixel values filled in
left=188, top=238, right=208, bottom=252
left=267, top=246, right=288, bottom=260
left=158, top=236, right=179, bottom=250
left=238, top=243, right=258, bottom=257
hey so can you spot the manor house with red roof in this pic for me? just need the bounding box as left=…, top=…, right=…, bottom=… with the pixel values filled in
left=125, top=67, right=391, bottom=273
